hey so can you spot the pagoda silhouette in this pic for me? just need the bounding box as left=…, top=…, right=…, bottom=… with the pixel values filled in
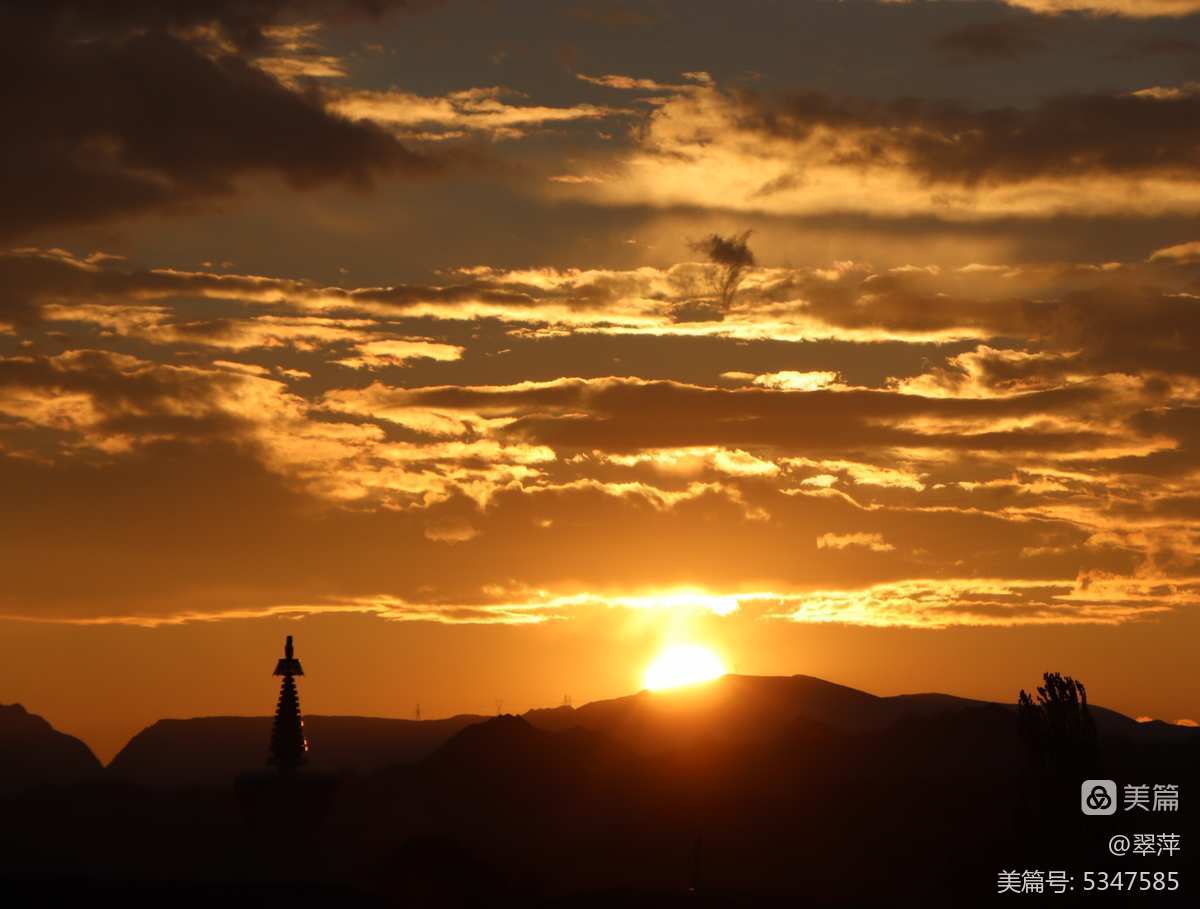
left=270, top=635, right=308, bottom=772
left=234, top=635, right=337, bottom=879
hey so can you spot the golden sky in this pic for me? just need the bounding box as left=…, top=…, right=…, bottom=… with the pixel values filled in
left=1, top=0, right=1199, bottom=762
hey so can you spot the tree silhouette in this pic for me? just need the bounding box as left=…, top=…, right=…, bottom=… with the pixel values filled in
left=1017, top=671, right=1098, bottom=775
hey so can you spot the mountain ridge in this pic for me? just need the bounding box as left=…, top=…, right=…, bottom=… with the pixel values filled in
left=0, top=702, right=104, bottom=795
left=7, top=673, right=1197, bottom=793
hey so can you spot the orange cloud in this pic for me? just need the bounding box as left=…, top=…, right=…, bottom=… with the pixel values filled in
left=1149, top=240, right=1200, bottom=262
left=1003, top=1, right=1200, bottom=17
left=549, top=76, right=1200, bottom=219
left=331, top=86, right=618, bottom=141
left=4, top=241, right=1200, bottom=630
left=816, top=532, right=896, bottom=553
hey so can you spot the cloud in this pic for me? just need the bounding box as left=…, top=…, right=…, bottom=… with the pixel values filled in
left=1121, top=35, right=1200, bottom=55
left=1002, top=1, right=1200, bottom=18
left=374, top=375, right=1140, bottom=460
left=771, top=577, right=1191, bottom=628
left=738, top=82, right=1200, bottom=188
left=934, top=20, right=1049, bottom=60
left=816, top=532, right=896, bottom=552
left=786, top=459, right=926, bottom=491
left=0, top=2, right=442, bottom=237
left=587, top=446, right=781, bottom=478
left=558, top=76, right=1200, bottom=218
left=574, top=72, right=709, bottom=92
left=336, top=338, right=465, bottom=370
left=548, top=174, right=608, bottom=184
left=18, top=2, right=445, bottom=49
left=576, top=73, right=681, bottom=91
left=686, top=230, right=756, bottom=311
left=13, top=248, right=1200, bottom=389
left=0, top=347, right=551, bottom=510
left=45, top=305, right=386, bottom=353
left=7, top=1, right=1200, bottom=638
left=4, top=242, right=1200, bottom=628
left=1148, top=239, right=1200, bottom=261
left=565, top=3, right=658, bottom=28
left=748, top=371, right=844, bottom=391
left=330, top=86, right=618, bottom=141
left=424, top=517, right=481, bottom=543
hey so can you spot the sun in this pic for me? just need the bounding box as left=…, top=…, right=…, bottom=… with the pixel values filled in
left=643, top=644, right=727, bottom=691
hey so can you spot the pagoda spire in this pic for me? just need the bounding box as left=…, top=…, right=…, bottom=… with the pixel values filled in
left=268, top=634, right=307, bottom=772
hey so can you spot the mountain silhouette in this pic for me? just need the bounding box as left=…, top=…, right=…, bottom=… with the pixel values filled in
left=0, top=703, right=102, bottom=796
left=526, top=673, right=1190, bottom=751
left=343, top=685, right=1198, bottom=905
left=108, top=713, right=488, bottom=787
left=94, top=674, right=1196, bottom=789
left=2, top=675, right=1197, bottom=906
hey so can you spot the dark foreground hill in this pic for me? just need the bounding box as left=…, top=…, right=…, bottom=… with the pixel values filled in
left=330, top=700, right=1197, bottom=907
left=0, top=703, right=102, bottom=796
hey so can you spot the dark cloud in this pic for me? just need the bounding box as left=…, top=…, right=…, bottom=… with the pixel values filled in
left=669, top=299, right=726, bottom=323
left=0, top=250, right=290, bottom=326
left=733, top=84, right=1200, bottom=185
left=0, top=2, right=443, bottom=239
left=934, top=20, right=1048, bottom=60
left=11, top=247, right=1200, bottom=388
left=22, top=1, right=442, bottom=50
left=366, top=377, right=1118, bottom=455
left=689, top=230, right=755, bottom=271
left=759, top=263, right=1200, bottom=378
left=0, top=348, right=261, bottom=445
left=564, top=2, right=657, bottom=29
left=1122, top=35, right=1200, bottom=55
left=0, top=247, right=523, bottom=319
left=684, top=230, right=755, bottom=315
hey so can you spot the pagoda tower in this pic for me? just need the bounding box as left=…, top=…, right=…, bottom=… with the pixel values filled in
left=235, top=634, right=336, bottom=881
left=268, top=635, right=308, bottom=772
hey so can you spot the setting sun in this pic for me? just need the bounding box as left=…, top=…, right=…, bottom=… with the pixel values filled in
left=643, top=644, right=727, bottom=691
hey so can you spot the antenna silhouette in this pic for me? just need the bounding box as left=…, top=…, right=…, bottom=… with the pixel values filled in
left=495, top=698, right=504, bottom=716
left=414, top=702, right=422, bottom=722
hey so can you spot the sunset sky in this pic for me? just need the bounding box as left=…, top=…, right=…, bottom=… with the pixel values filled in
left=3, top=0, right=1200, bottom=762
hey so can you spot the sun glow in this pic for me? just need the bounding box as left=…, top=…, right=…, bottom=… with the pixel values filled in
left=643, top=644, right=727, bottom=691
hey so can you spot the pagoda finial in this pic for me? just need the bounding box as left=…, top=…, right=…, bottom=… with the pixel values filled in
left=273, top=633, right=304, bottom=676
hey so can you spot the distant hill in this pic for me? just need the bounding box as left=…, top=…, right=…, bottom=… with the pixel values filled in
left=528, top=674, right=899, bottom=749
left=527, top=674, right=1197, bottom=751
left=107, top=713, right=487, bottom=787
left=72, top=673, right=1200, bottom=789
left=0, top=703, right=102, bottom=796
